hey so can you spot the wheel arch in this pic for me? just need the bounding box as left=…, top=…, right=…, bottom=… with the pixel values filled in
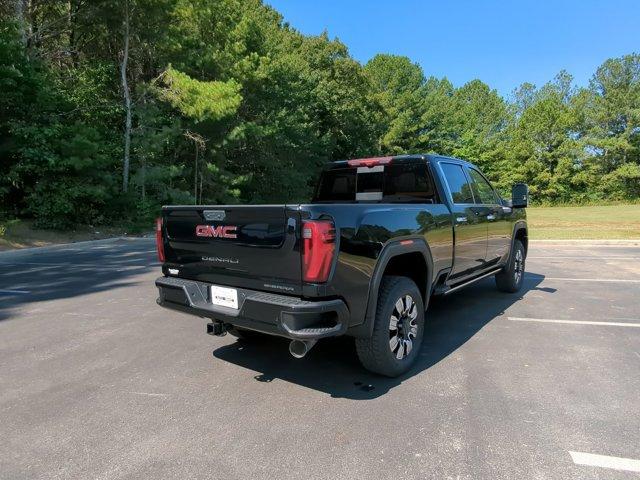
left=512, top=221, right=528, bottom=257
left=350, top=239, right=434, bottom=338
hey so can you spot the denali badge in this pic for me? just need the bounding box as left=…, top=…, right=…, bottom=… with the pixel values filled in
left=202, top=256, right=239, bottom=264
left=195, top=225, right=238, bottom=239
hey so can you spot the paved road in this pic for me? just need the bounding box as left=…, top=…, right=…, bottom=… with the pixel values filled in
left=1, top=239, right=639, bottom=479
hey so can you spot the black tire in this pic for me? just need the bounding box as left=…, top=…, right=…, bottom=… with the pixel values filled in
left=495, top=239, right=525, bottom=293
left=355, top=276, right=425, bottom=377
left=227, top=326, right=263, bottom=342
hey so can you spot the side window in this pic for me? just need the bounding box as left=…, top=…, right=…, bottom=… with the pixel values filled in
left=383, top=164, right=439, bottom=204
left=440, top=163, right=474, bottom=204
left=468, top=168, right=498, bottom=205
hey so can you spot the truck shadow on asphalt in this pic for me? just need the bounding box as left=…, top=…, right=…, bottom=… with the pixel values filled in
left=213, top=272, right=547, bottom=399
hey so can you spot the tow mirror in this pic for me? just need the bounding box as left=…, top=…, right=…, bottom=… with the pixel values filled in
left=511, top=183, right=529, bottom=208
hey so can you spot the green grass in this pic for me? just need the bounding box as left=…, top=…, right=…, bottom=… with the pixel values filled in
left=527, top=204, right=640, bottom=239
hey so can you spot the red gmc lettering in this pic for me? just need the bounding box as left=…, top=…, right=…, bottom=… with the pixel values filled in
left=195, top=225, right=238, bottom=239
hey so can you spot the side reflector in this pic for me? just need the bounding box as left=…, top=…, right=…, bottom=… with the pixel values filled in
left=347, top=156, right=393, bottom=168
left=156, top=217, right=165, bottom=263
left=302, top=220, right=336, bottom=283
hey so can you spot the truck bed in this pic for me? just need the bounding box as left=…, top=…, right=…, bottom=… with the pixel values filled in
left=159, top=202, right=454, bottom=329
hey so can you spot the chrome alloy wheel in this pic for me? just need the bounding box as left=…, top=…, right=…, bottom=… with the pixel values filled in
left=514, top=248, right=524, bottom=284
left=389, top=295, right=418, bottom=360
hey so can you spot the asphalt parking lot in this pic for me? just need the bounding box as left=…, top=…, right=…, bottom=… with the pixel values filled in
left=1, top=238, right=639, bottom=479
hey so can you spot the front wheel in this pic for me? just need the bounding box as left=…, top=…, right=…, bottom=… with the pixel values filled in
left=355, top=276, right=425, bottom=377
left=495, top=239, right=525, bottom=293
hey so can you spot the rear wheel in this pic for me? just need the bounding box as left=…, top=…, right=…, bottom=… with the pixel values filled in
left=355, top=276, right=425, bottom=377
left=495, top=239, right=525, bottom=293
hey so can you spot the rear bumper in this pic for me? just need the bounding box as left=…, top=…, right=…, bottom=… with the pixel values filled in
left=155, top=276, right=349, bottom=340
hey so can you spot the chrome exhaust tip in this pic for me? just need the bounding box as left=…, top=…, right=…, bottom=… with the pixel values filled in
left=289, top=339, right=317, bottom=359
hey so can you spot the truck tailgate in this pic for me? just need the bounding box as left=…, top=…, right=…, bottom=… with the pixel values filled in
left=162, top=205, right=302, bottom=295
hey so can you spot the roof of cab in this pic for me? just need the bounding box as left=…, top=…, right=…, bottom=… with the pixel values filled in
left=326, top=153, right=475, bottom=169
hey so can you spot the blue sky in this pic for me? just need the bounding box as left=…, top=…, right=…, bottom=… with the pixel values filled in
left=265, top=0, right=639, bottom=98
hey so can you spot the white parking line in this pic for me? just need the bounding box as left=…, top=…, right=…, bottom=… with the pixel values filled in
left=528, top=256, right=640, bottom=260
left=508, top=317, right=640, bottom=328
left=535, top=276, right=640, bottom=284
left=130, top=391, right=170, bottom=398
left=569, top=451, right=640, bottom=473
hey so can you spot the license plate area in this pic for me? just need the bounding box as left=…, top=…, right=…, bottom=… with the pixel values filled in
left=209, top=285, right=238, bottom=309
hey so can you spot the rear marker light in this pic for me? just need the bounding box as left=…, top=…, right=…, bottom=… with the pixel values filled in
left=302, top=220, right=336, bottom=283
left=155, top=217, right=165, bottom=263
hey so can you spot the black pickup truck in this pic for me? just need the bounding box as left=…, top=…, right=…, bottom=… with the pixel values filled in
left=155, top=154, right=528, bottom=376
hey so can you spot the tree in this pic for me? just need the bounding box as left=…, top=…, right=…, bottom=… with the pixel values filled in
left=365, top=54, right=425, bottom=153
left=120, top=0, right=132, bottom=192
left=449, top=79, right=508, bottom=177
left=582, top=54, right=640, bottom=198
left=153, top=66, right=242, bottom=202
left=503, top=73, right=583, bottom=201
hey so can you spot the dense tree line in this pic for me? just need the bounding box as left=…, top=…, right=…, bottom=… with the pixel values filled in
left=1, top=0, right=638, bottom=229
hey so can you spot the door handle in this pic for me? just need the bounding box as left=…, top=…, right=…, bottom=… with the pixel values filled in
left=456, top=216, right=468, bottom=223
left=486, top=214, right=496, bottom=221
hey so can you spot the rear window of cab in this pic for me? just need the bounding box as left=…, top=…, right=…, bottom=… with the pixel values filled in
left=314, top=163, right=439, bottom=203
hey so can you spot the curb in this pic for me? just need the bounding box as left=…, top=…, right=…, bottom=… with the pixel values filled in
left=0, top=236, right=153, bottom=258
left=530, top=239, right=640, bottom=246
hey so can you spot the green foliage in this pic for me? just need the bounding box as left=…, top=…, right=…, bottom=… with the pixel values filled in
left=156, top=67, right=242, bottom=122
left=0, top=2, right=639, bottom=231
left=365, top=54, right=425, bottom=153
left=600, top=163, right=640, bottom=199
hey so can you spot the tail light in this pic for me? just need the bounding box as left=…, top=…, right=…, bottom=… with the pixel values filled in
left=155, top=217, right=165, bottom=263
left=302, top=220, right=336, bottom=283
